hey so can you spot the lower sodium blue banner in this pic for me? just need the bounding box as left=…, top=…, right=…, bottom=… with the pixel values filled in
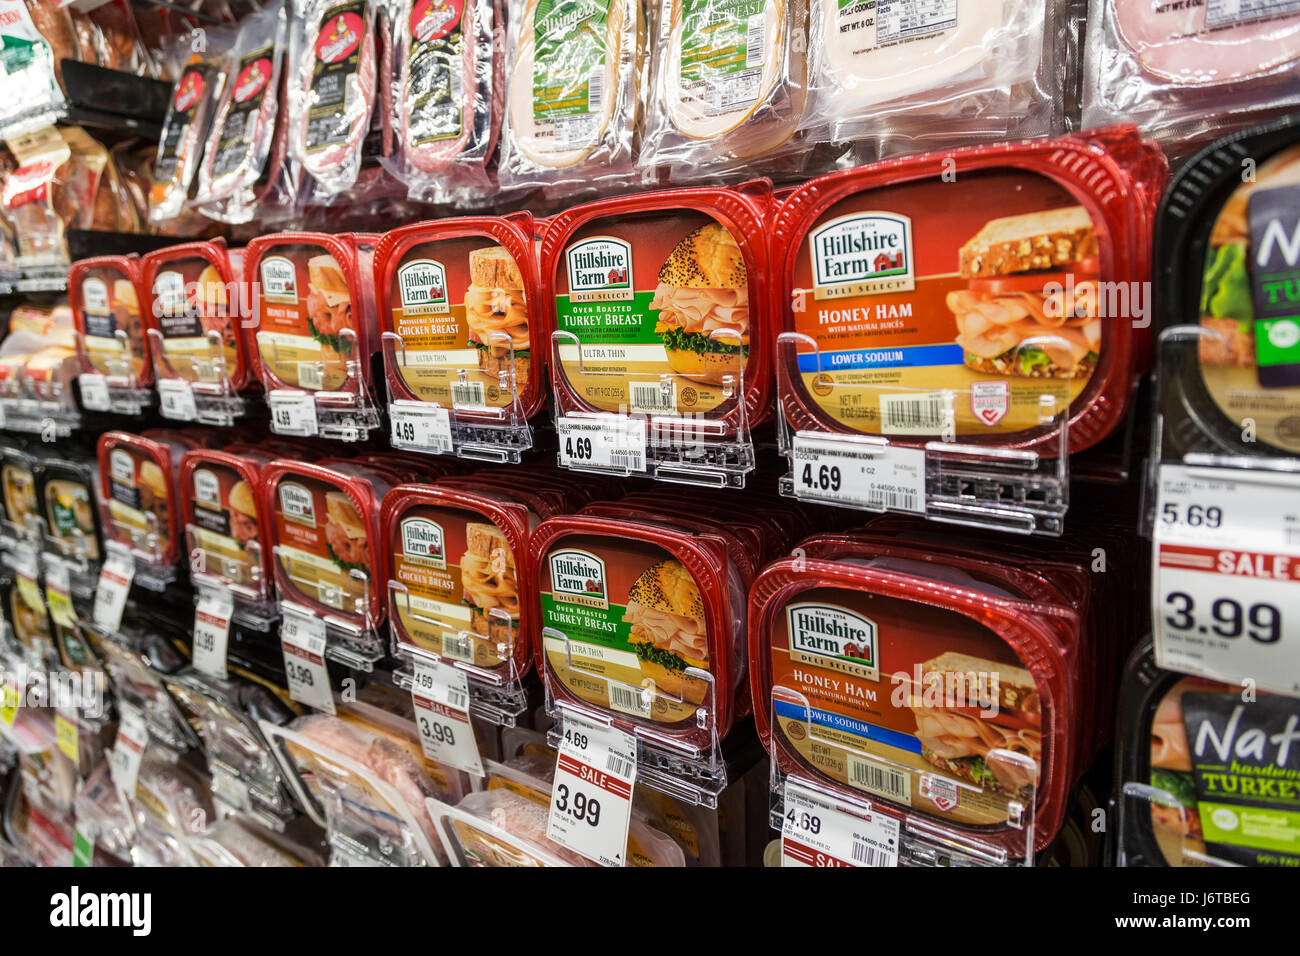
left=797, top=344, right=965, bottom=374
left=773, top=699, right=923, bottom=754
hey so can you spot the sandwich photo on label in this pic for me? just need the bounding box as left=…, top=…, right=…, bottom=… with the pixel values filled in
left=306, top=254, right=354, bottom=361
left=907, top=652, right=1042, bottom=799
left=196, top=264, right=238, bottom=366
left=465, top=247, right=530, bottom=388
left=946, top=207, right=1100, bottom=379
left=228, top=479, right=259, bottom=548
left=138, top=460, right=171, bottom=547
left=462, top=521, right=520, bottom=652
left=650, top=223, right=749, bottom=386
left=622, top=559, right=709, bottom=705
left=324, top=491, right=369, bottom=573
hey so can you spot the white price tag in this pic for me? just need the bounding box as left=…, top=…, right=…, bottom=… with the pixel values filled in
left=269, top=391, right=319, bottom=437
left=557, top=416, right=647, bottom=473
left=91, top=552, right=134, bottom=634
left=546, top=713, right=636, bottom=866
left=109, top=707, right=149, bottom=797
left=390, top=404, right=453, bottom=453
left=157, top=378, right=197, bottom=421
left=780, top=779, right=900, bottom=867
left=79, top=373, right=111, bottom=411
left=791, top=435, right=927, bottom=514
left=280, top=612, right=335, bottom=714
left=410, top=660, right=483, bottom=776
left=192, top=587, right=233, bottom=680
left=1153, top=465, right=1300, bottom=694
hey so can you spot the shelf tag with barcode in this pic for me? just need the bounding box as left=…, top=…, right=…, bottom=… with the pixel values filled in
left=109, top=707, right=148, bottom=796
left=390, top=404, right=453, bottom=453
left=781, top=779, right=900, bottom=867
left=281, top=612, right=335, bottom=714
left=56, top=710, right=79, bottom=763
left=791, top=435, right=926, bottom=514
left=79, top=373, right=111, bottom=411
left=410, top=659, right=483, bottom=776
left=269, top=391, right=319, bottom=437
left=557, top=416, right=647, bottom=473
left=158, top=378, right=197, bottom=421
left=1152, top=465, right=1300, bottom=694
left=44, top=559, right=76, bottom=627
left=92, top=552, right=134, bottom=634
left=193, top=586, right=233, bottom=680
left=546, top=712, right=636, bottom=866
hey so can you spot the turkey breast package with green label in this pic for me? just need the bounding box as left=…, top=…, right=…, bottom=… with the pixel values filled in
left=749, top=534, right=1085, bottom=856
left=541, top=184, right=774, bottom=429
left=772, top=128, right=1165, bottom=454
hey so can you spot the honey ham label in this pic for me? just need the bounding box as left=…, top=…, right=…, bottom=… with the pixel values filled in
left=77, top=266, right=146, bottom=380
left=105, top=445, right=172, bottom=559
left=770, top=586, right=1043, bottom=827
left=555, top=212, right=751, bottom=417
left=190, top=462, right=259, bottom=589
left=151, top=256, right=242, bottom=385
left=391, top=505, right=519, bottom=670
left=388, top=236, right=530, bottom=408
left=792, top=172, right=1100, bottom=437
left=255, top=244, right=355, bottom=392
left=272, top=475, right=369, bottom=615
left=540, top=535, right=714, bottom=727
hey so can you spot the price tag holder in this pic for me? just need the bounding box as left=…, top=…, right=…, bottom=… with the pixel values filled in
left=56, top=710, right=79, bottom=763
left=557, top=416, right=647, bottom=473
left=157, top=378, right=197, bottom=421
left=546, top=712, right=636, bottom=866
left=280, top=612, right=335, bottom=714
left=92, top=552, right=134, bottom=634
left=780, top=778, right=900, bottom=867
left=44, top=560, right=76, bottom=627
left=192, top=586, right=233, bottom=680
left=269, top=391, right=319, bottom=437
left=791, top=435, right=927, bottom=514
left=109, top=707, right=148, bottom=797
left=1153, top=465, right=1300, bottom=694
left=390, top=404, right=453, bottom=454
left=410, top=659, right=483, bottom=776
left=79, top=373, right=111, bottom=412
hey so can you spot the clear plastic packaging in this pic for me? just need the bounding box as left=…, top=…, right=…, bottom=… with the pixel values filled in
left=497, top=0, right=645, bottom=196
left=639, top=0, right=808, bottom=175
left=0, top=0, right=73, bottom=133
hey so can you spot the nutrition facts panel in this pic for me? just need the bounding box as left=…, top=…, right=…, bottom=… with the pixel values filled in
left=875, top=0, right=958, bottom=43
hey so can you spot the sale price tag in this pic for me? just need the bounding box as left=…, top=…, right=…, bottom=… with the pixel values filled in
left=280, top=612, right=335, bottom=714
left=780, top=778, right=900, bottom=867
left=92, top=551, right=134, bottom=634
left=109, top=707, right=148, bottom=797
left=157, top=378, right=197, bottom=421
left=390, top=404, right=453, bottom=453
left=546, top=712, right=636, bottom=866
left=192, top=586, right=233, bottom=680
left=410, top=660, right=483, bottom=776
left=78, top=373, right=111, bottom=412
left=791, top=435, right=926, bottom=514
left=1153, top=465, right=1300, bottom=694
left=557, top=417, right=647, bottom=473
left=269, top=391, right=319, bottom=437
left=56, top=710, right=79, bottom=763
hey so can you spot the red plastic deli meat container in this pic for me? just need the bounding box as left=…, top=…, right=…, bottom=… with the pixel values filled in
left=262, top=459, right=392, bottom=630
left=69, top=255, right=153, bottom=386
left=374, top=214, right=548, bottom=419
left=749, top=548, right=1080, bottom=856
left=179, top=447, right=275, bottom=600
left=529, top=514, right=739, bottom=751
left=244, top=232, right=379, bottom=398
left=771, top=127, right=1167, bottom=454
left=141, top=240, right=252, bottom=391
left=382, top=482, right=535, bottom=681
left=540, top=183, right=776, bottom=431
left=97, top=429, right=201, bottom=566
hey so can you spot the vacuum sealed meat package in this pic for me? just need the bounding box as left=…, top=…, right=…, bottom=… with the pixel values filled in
left=498, top=0, right=645, bottom=195
left=0, top=0, right=77, bottom=131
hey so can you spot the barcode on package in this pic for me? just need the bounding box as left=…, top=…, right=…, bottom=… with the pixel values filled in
left=605, top=751, right=634, bottom=778
left=298, top=363, right=323, bottom=390
left=608, top=682, right=651, bottom=718
left=851, top=838, right=891, bottom=867
left=630, top=381, right=675, bottom=414
left=880, top=392, right=950, bottom=435
left=446, top=687, right=469, bottom=711
left=451, top=380, right=486, bottom=408
left=865, top=487, right=920, bottom=514
left=847, top=755, right=911, bottom=802
left=745, top=12, right=765, bottom=66
left=609, top=448, right=645, bottom=471
left=587, top=67, right=604, bottom=113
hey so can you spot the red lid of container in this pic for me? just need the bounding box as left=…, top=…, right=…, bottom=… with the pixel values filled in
left=68, top=255, right=153, bottom=386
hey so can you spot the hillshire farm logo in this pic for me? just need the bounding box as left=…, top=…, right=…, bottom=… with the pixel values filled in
left=316, top=11, right=364, bottom=64
left=193, top=469, right=221, bottom=508
left=809, top=212, right=914, bottom=300
left=259, top=256, right=297, bottom=303
left=398, top=259, right=449, bottom=314
left=279, top=482, right=315, bottom=525
left=566, top=237, right=633, bottom=303
left=81, top=277, right=109, bottom=316
left=109, top=449, right=135, bottom=486
left=401, top=517, right=446, bottom=568
left=549, top=548, right=607, bottom=609
left=785, top=602, right=879, bottom=681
